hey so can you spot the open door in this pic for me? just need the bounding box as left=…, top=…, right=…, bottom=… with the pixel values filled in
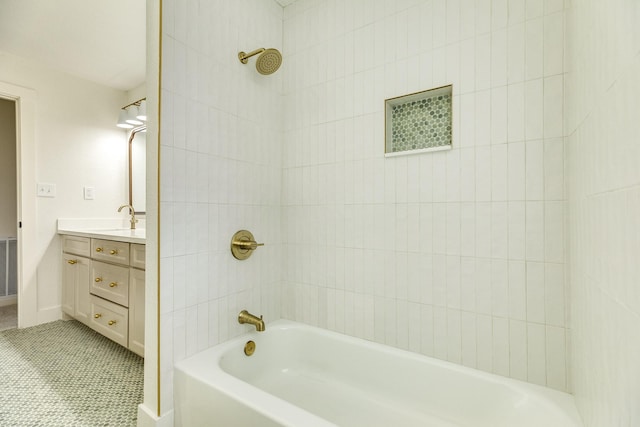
left=0, top=98, right=17, bottom=323
left=0, top=81, right=37, bottom=328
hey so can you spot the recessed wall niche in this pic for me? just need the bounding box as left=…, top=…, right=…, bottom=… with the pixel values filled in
left=385, top=85, right=453, bottom=156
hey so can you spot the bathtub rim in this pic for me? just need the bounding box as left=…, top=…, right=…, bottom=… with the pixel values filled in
left=174, top=319, right=583, bottom=427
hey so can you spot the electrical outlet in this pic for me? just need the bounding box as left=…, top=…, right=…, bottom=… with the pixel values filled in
left=36, top=183, right=56, bottom=198
left=84, top=186, right=95, bottom=200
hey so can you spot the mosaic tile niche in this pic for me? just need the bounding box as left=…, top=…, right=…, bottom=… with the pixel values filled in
left=385, top=85, right=453, bottom=155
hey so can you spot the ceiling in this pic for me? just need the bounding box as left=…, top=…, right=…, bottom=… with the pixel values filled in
left=0, top=0, right=146, bottom=91
left=0, top=0, right=297, bottom=92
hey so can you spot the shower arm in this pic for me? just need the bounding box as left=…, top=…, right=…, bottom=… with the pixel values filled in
left=238, top=48, right=265, bottom=64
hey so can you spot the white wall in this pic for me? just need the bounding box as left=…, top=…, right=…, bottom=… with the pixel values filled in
left=0, top=98, right=16, bottom=238
left=566, top=0, right=640, bottom=425
left=128, top=83, right=147, bottom=105
left=158, top=0, right=283, bottom=416
left=0, top=51, right=128, bottom=324
left=282, top=0, right=569, bottom=391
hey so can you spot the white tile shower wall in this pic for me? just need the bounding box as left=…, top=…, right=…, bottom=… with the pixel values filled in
left=159, top=0, right=283, bottom=413
left=282, top=0, right=568, bottom=391
left=566, top=0, right=640, bottom=425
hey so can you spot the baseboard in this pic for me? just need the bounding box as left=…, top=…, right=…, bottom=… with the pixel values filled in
left=36, top=306, right=62, bottom=325
left=0, top=296, right=17, bottom=307
left=137, top=404, right=173, bottom=427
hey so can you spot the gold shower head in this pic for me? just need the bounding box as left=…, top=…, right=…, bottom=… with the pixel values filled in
left=238, top=48, right=282, bottom=75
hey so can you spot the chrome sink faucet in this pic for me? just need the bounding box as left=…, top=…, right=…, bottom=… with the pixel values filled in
left=118, top=204, right=138, bottom=230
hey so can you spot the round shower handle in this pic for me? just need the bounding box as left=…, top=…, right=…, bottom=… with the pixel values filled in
left=230, top=230, right=264, bottom=260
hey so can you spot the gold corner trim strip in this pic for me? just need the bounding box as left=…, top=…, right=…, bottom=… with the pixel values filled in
left=156, top=0, right=163, bottom=417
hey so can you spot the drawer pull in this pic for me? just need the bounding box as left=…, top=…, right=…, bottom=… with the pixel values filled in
left=94, top=313, right=102, bottom=319
left=109, top=282, right=118, bottom=288
left=67, top=260, right=77, bottom=265
left=108, top=320, right=117, bottom=326
left=109, top=249, right=118, bottom=255
left=95, top=277, right=102, bottom=283
left=96, top=247, right=103, bottom=252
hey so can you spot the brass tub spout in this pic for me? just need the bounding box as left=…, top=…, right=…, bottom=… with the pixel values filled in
left=238, top=310, right=265, bottom=332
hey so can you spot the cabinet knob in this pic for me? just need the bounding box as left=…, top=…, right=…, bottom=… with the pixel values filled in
left=95, top=277, right=102, bottom=283
left=95, top=247, right=103, bottom=252
left=67, top=259, right=77, bottom=265
left=109, top=249, right=118, bottom=255
left=94, top=313, right=102, bottom=319
left=108, top=320, right=117, bottom=326
left=109, top=282, right=118, bottom=288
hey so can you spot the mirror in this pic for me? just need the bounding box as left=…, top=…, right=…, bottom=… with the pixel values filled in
left=129, top=126, right=146, bottom=214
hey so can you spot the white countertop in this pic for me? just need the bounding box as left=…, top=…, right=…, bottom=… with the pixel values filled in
left=57, top=218, right=146, bottom=244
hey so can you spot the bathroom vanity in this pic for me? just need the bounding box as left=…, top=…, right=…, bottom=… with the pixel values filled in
left=58, top=223, right=145, bottom=357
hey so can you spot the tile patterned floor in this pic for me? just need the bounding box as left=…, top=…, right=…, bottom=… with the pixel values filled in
left=0, top=319, right=143, bottom=426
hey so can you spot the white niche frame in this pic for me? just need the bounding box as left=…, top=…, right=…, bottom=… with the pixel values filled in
left=385, top=85, right=453, bottom=157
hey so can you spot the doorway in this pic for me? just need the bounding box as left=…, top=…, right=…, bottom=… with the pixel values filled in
left=0, top=97, right=17, bottom=330
left=0, top=82, right=37, bottom=329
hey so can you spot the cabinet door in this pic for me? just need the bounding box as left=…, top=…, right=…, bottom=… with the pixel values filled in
left=74, top=257, right=91, bottom=325
left=128, top=268, right=145, bottom=357
left=62, top=254, right=90, bottom=321
left=61, top=254, right=77, bottom=316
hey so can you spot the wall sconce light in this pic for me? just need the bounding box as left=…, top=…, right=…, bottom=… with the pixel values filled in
left=126, top=105, right=143, bottom=125
left=136, top=99, right=147, bottom=121
left=117, top=97, right=146, bottom=128
left=117, top=109, right=134, bottom=129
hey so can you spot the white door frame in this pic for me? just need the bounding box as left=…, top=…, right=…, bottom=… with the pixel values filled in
left=0, top=81, right=37, bottom=328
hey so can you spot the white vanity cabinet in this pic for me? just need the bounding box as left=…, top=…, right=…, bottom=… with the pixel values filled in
left=61, top=235, right=145, bottom=357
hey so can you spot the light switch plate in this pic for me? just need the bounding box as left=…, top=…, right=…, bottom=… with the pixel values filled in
left=36, top=183, right=56, bottom=198
left=84, top=186, right=95, bottom=200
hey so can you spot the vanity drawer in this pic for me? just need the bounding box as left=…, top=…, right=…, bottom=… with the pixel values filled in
left=130, top=244, right=145, bottom=269
left=63, top=236, right=90, bottom=257
left=89, top=295, right=128, bottom=347
left=91, top=261, right=129, bottom=307
left=91, top=239, right=130, bottom=265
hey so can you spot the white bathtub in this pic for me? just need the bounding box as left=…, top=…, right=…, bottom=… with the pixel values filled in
left=174, top=320, right=583, bottom=427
